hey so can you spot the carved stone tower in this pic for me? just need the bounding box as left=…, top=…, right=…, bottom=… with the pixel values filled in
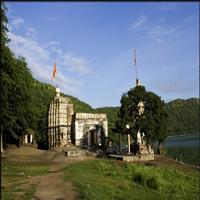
left=48, top=88, right=74, bottom=149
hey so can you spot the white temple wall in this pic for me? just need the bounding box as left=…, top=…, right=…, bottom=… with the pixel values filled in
left=74, top=113, right=108, bottom=147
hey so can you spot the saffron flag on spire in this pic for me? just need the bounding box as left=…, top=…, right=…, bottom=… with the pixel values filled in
left=52, top=62, right=56, bottom=79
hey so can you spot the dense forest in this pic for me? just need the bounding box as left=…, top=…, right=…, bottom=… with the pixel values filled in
left=1, top=3, right=199, bottom=150
left=164, top=98, right=199, bottom=135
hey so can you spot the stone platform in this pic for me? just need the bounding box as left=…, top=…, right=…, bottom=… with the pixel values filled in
left=55, top=146, right=96, bottom=157
left=108, top=154, right=154, bottom=162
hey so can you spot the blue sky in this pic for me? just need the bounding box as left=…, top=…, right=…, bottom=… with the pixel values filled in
left=6, top=2, right=199, bottom=108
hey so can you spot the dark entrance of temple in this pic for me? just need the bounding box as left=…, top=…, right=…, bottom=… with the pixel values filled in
left=90, top=130, right=95, bottom=146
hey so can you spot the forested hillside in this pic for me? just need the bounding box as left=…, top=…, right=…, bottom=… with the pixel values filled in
left=164, top=98, right=199, bottom=135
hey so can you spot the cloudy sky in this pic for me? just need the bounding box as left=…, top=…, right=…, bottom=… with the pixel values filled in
left=6, top=2, right=199, bottom=108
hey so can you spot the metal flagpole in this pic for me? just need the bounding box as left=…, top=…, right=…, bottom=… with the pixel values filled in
left=134, top=49, right=138, bottom=81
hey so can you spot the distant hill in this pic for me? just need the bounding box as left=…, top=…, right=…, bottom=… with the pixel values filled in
left=164, top=98, right=199, bottom=135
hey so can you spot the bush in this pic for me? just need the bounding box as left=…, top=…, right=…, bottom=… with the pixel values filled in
left=133, top=173, right=160, bottom=190
left=146, top=177, right=159, bottom=190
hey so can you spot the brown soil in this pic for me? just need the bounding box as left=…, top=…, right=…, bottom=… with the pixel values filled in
left=143, top=155, right=199, bottom=173
left=2, top=145, right=94, bottom=200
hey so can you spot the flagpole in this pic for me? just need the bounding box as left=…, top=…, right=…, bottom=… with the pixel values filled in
left=134, top=49, right=138, bottom=82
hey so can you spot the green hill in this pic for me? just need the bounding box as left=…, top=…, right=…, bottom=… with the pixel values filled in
left=164, top=98, right=199, bottom=135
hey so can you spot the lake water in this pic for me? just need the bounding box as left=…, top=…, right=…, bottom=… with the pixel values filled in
left=164, top=133, right=199, bottom=166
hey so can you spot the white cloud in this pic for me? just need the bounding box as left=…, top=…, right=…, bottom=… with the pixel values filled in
left=63, top=53, right=90, bottom=75
left=7, top=31, right=81, bottom=96
left=55, top=72, right=81, bottom=95
left=130, top=16, right=184, bottom=44
left=44, top=41, right=60, bottom=48
left=8, top=31, right=49, bottom=62
left=148, top=25, right=172, bottom=36
left=51, top=46, right=62, bottom=55
left=129, top=12, right=195, bottom=45
left=25, top=27, right=37, bottom=38
left=10, top=16, right=24, bottom=28
left=130, top=15, right=148, bottom=30
left=6, top=3, right=15, bottom=16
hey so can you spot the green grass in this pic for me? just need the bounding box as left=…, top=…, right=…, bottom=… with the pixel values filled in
left=2, top=161, right=49, bottom=177
left=2, top=161, right=49, bottom=200
left=23, top=184, right=37, bottom=200
left=63, top=159, right=199, bottom=200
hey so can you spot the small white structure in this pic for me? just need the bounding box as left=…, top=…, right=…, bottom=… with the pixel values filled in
left=74, top=113, right=108, bottom=148
left=22, top=131, right=35, bottom=144
left=137, top=100, right=145, bottom=115
left=137, top=129, right=142, bottom=144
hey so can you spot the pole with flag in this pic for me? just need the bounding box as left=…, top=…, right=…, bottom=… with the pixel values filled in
left=52, top=62, right=59, bottom=88
left=52, top=62, right=57, bottom=80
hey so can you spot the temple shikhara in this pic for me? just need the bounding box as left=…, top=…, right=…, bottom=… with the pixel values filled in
left=48, top=87, right=108, bottom=149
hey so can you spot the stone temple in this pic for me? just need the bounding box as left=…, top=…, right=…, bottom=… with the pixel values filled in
left=48, top=88, right=108, bottom=149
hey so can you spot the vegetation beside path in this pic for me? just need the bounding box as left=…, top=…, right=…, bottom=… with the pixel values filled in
left=2, top=160, right=49, bottom=200
left=63, top=159, right=199, bottom=200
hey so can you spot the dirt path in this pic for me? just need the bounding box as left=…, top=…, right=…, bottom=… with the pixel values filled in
left=31, top=157, right=92, bottom=200
left=3, top=145, right=93, bottom=200
left=31, top=171, right=78, bottom=200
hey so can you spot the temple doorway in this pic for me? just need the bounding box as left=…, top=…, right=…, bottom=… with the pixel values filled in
left=90, top=130, right=95, bottom=146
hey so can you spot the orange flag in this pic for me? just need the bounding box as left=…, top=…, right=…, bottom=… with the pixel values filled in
left=52, top=62, right=56, bottom=79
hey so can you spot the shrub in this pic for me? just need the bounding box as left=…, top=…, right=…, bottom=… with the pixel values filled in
left=146, top=177, right=159, bottom=190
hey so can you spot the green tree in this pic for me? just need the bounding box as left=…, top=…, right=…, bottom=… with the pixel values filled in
left=1, top=3, right=33, bottom=148
left=117, top=85, right=168, bottom=153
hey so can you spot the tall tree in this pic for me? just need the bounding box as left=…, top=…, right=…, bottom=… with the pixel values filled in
left=116, top=85, right=168, bottom=153
left=1, top=3, right=33, bottom=149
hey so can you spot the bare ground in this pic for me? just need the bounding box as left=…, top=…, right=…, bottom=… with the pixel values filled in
left=2, top=145, right=94, bottom=200
left=144, top=155, right=199, bottom=173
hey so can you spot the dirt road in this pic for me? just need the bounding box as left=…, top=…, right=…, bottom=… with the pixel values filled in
left=3, top=145, right=93, bottom=200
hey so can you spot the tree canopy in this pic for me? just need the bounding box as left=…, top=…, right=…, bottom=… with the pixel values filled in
left=116, top=85, right=168, bottom=147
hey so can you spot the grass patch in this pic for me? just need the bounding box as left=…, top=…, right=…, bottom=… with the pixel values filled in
left=23, top=184, right=37, bottom=200
left=63, top=159, right=199, bottom=200
left=2, top=160, right=49, bottom=200
left=2, top=160, right=49, bottom=177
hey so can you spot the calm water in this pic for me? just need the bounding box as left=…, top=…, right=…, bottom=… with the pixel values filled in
left=164, top=133, right=199, bottom=166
